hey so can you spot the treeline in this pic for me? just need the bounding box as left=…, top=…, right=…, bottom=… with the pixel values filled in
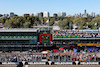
left=0, top=15, right=100, bottom=29
left=0, top=15, right=62, bottom=28
left=58, top=16, right=100, bottom=29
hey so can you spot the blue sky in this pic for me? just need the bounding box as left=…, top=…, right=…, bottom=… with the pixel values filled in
left=0, top=0, right=100, bottom=16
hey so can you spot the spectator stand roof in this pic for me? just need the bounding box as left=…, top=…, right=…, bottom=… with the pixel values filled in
left=0, top=28, right=38, bottom=32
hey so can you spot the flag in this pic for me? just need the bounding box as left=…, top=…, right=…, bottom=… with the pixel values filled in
left=0, top=25, right=3, bottom=28
left=46, top=19, right=49, bottom=23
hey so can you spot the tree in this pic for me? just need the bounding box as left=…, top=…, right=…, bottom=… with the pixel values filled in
left=49, top=19, right=54, bottom=26
left=90, top=17, right=100, bottom=29
left=58, top=19, right=71, bottom=29
left=0, top=18, right=6, bottom=24
left=23, top=22, right=31, bottom=28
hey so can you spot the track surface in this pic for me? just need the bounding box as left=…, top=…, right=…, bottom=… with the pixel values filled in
left=0, top=65, right=100, bottom=67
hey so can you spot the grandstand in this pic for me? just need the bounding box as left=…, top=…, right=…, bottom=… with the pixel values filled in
left=0, top=27, right=100, bottom=65
left=53, top=30, right=100, bottom=52
left=0, top=28, right=38, bottom=52
left=0, top=27, right=100, bottom=52
left=0, top=28, right=53, bottom=52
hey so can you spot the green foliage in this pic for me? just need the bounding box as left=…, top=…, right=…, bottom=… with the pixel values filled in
left=58, top=19, right=73, bottom=29
left=0, top=15, right=99, bottom=29
left=23, top=22, right=31, bottom=28
left=90, top=17, right=100, bottom=29
left=0, top=18, right=7, bottom=24
left=49, top=19, right=54, bottom=26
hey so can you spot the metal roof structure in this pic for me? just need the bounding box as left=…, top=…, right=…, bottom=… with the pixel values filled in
left=0, top=28, right=38, bottom=32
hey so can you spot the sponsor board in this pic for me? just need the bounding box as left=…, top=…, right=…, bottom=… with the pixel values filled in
left=55, top=62, right=72, bottom=65
left=33, top=62, right=46, bottom=65
left=83, top=35, right=92, bottom=38
left=75, top=61, right=79, bottom=65
left=28, top=62, right=34, bottom=64
left=48, top=61, right=52, bottom=65
left=41, top=59, right=47, bottom=61
left=2, top=62, right=19, bottom=65
left=80, top=62, right=99, bottom=65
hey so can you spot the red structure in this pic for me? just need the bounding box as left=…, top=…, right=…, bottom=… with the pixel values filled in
left=39, top=34, right=51, bottom=44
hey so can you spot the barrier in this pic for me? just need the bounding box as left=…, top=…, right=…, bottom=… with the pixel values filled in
left=28, top=62, right=34, bottom=64
left=33, top=62, right=46, bottom=65
left=54, top=62, right=72, bottom=65
left=0, top=62, right=2, bottom=65
left=2, top=62, right=19, bottom=65
left=80, top=62, right=99, bottom=65
left=0, top=61, right=100, bottom=65
left=0, top=52, right=100, bottom=65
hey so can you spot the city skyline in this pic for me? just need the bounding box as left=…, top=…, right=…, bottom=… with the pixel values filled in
left=1, top=0, right=100, bottom=16
left=0, top=10, right=97, bottom=17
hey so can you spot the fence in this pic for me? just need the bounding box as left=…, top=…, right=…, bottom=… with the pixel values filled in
left=0, top=52, right=100, bottom=63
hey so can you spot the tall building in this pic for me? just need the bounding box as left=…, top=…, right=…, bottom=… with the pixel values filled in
left=95, top=14, right=99, bottom=17
left=39, top=12, right=43, bottom=17
left=0, top=14, right=3, bottom=17
left=3, top=14, right=9, bottom=18
left=43, top=12, right=50, bottom=17
left=79, top=13, right=82, bottom=17
left=83, top=10, right=88, bottom=17
left=23, top=14, right=30, bottom=16
left=10, top=12, right=14, bottom=17
left=14, top=14, right=18, bottom=16
left=31, top=13, right=34, bottom=16
left=83, top=13, right=88, bottom=17
left=34, top=13, right=39, bottom=17
left=90, top=12, right=95, bottom=17
left=57, top=12, right=66, bottom=17
left=74, top=14, right=79, bottom=17
left=53, top=13, right=57, bottom=17
left=84, top=10, right=86, bottom=14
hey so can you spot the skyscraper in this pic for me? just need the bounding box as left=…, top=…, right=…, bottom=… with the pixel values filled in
left=83, top=10, right=88, bottom=17
left=10, top=12, right=14, bottom=17
left=3, top=14, right=9, bottom=18
left=53, top=13, right=57, bottom=17
left=90, top=12, right=95, bottom=17
left=23, top=14, right=30, bottom=16
left=31, top=13, right=34, bottom=16
left=84, top=10, right=86, bottom=13
left=34, top=13, right=39, bottom=17
left=39, top=12, right=43, bottom=17
left=79, top=13, right=81, bottom=17
left=43, top=12, right=50, bottom=17
left=57, top=12, right=66, bottom=17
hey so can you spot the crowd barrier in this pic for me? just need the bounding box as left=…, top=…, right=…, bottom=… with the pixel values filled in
left=0, top=61, right=100, bottom=65
left=0, top=52, right=100, bottom=65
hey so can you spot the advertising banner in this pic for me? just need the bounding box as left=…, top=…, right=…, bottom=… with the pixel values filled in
left=78, top=43, right=100, bottom=46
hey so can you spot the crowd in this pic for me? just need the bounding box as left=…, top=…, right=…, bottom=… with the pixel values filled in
left=0, top=49, right=100, bottom=62
left=53, top=30, right=99, bottom=36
